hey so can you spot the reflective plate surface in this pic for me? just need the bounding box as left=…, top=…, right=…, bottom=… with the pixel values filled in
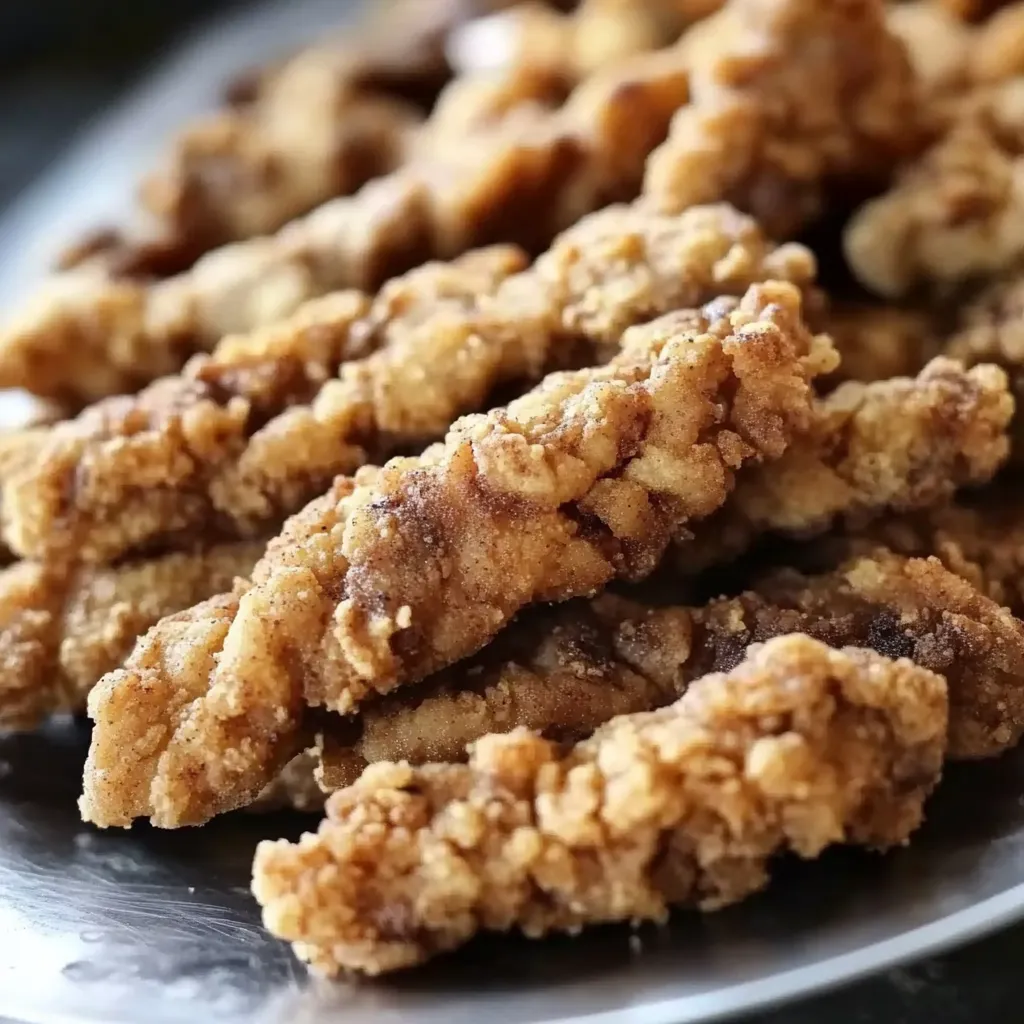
left=2, top=3, right=1024, bottom=1022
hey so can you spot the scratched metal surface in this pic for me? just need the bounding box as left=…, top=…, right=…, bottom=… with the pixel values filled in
left=3, top=2, right=1024, bottom=1022
left=2, top=722, right=1024, bottom=1024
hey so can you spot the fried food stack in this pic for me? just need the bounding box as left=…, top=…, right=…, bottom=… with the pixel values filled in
left=5, top=0, right=1024, bottom=978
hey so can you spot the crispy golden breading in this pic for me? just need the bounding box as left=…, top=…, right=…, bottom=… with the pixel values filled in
left=79, top=282, right=836, bottom=829
left=887, top=1, right=973, bottom=96
left=945, top=266, right=1024, bottom=457
left=844, top=486, right=1024, bottom=616
left=253, top=634, right=947, bottom=976
left=0, top=542, right=261, bottom=730
left=818, top=301, right=940, bottom=384
left=969, top=3, right=1024, bottom=81
left=845, top=79, right=1024, bottom=297
left=0, top=44, right=691, bottom=405
left=645, top=0, right=920, bottom=238
left=134, top=0, right=515, bottom=252
left=672, top=358, right=1012, bottom=574
left=8, top=203, right=816, bottom=567
left=447, top=0, right=712, bottom=80
left=318, top=549, right=1024, bottom=792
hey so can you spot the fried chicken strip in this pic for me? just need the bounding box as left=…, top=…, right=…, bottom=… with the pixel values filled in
left=8, top=202, right=816, bottom=566
left=645, top=0, right=921, bottom=238
left=0, top=41, right=692, bottom=405
left=79, top=282, right=836, bottom=829
left=0, top=542, right=261, bottom=731
left=253, top=634, right=947, bottom=975
left=845, top=78, right=1024, bottom=297
left=317, top=548, right=1024, bottom=796
left=671, top=358, right=1012, bottom=575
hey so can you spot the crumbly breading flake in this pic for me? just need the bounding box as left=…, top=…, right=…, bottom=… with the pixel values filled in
left=0, top=41, right=691, bottom=404
left=79, top=282, right=835, bottom=829
left=7, top=202, right=816, bottom=566
left=645, top=0, right=921, bottom=238
left=843, top=485, right=1024, bottom=617
left=253, top=634, right=947, bottom=975
left=0, top=542, right=261, bottom=731
left=845, top=78, right=1024, bottom=297
left=250, top=751, right=326, bottom=814
left=887, top=2, right=973, bottom=96
left=318, top=547, right=1024, bottom=791
left=945, top=266, right=1024, bottom=458
left=672, top=358, right=1013, bottom=575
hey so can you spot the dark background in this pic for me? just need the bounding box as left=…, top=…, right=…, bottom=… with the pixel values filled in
left=0, top=3, right=1020, bottom=1022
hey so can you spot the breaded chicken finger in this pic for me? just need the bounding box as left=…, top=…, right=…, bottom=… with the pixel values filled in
left=318, top=549, right=1024, bottom=790
left=80, top=281, right=835, bottom=829
left=7, top=202, right=815, bottom=566
left=253, top=634, right=948, bottom=975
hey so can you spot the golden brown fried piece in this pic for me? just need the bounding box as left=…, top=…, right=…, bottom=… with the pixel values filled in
left=253, top=634, right=947, bottom=976
left=845, top=78, right=1024, bottom=297
left=672, top=358, right=1012, bottom=574
left=817, top=301, right=940, bottom=384
left=969, top=3, right=1024, bottom=81
left=0, top=542, right=261, bottom=730
left=8, top=202, right=816, bottom=567
left=645, top=0, right=921, bottom=238
left=79, top=282, right=836, bottom=829
left=319, top=549, right=1024, bottom=791
left=0, top=43, right=691, bottom=405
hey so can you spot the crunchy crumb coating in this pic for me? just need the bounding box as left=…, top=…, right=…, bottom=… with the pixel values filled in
left=3, top=246, right=527, bottom=564
left=970, top=3, right=1024, bottom=81
left=0, top=541, right=261, bottom=730
left=672, top=358, right=1013, bottom=574
left=447, top=0, right=711, bottom=80
left=946, top=266, right=1024, bottom=458
left=846, top=486, right=1024, bottom=617
left=887, top=1, right=973, bottom=96
left=0, top=43, right=691, bottom=404
left=8, top=202, right=816, bottom=566
left=318, top=548, right=1024, bottom=790
left=252, top=634, right=947, bottom=975
left=817, top=301, right=940, bottom=385
left=79, top=282, right=835, bottom=829
left=645, top=0, right=921, bottom=239
left=845, top=79, right=1024, bottom=297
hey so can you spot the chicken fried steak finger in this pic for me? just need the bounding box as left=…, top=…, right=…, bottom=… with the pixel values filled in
left=253, top=634, right=947, bottom=975
left=0, top=40, right=692, bottom=404
left=10, top=202, right=816, bottom=566
left=80, top=281, right=835, bottom=828
left=318, top=548, right=1024, bottom=789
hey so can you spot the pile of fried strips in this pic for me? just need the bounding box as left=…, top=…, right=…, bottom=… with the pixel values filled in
left=7, top=0, right=1024, bottom=976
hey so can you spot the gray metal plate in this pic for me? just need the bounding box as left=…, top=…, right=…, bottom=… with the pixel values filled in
left=1, top=3, right=1024, bottom=1022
